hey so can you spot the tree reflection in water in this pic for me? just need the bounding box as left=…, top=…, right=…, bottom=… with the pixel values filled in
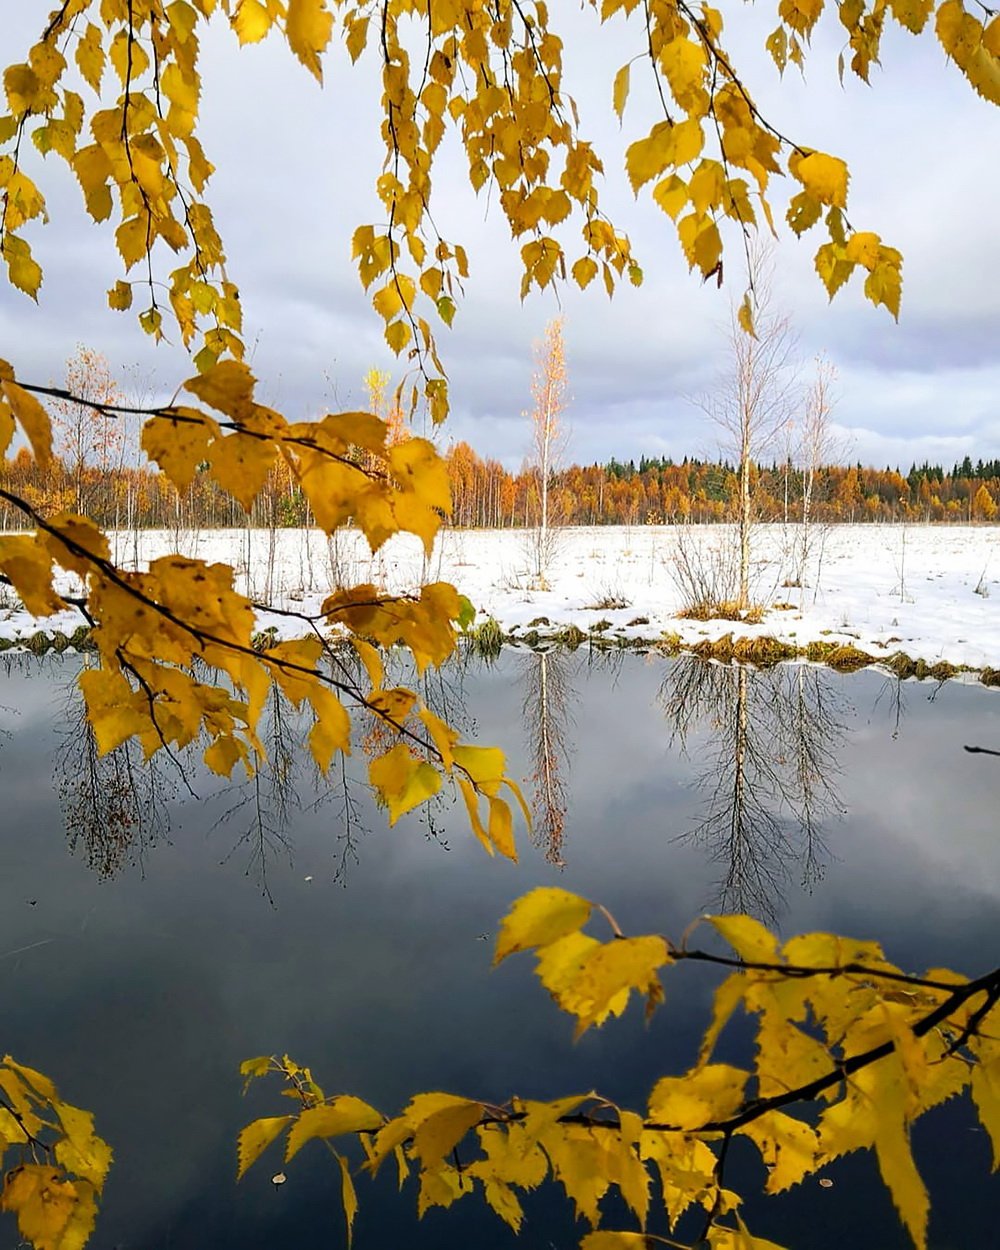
left=519, top=647, right=576, bottom=867
left=55, top=671, right=174, bottom=879
left=659, top=656, right=847, bottom=923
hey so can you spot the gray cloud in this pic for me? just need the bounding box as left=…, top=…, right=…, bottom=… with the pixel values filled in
left=4, top=4, right=999, bottom=471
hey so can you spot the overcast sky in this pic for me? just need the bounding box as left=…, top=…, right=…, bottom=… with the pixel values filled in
left=4, top=4, right=1000, bottom=471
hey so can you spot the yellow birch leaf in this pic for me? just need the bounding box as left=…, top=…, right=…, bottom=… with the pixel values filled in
left=0, top=536, right=62, bottom=615
left=480, top=1176, right=523, bottom=1230
left=363, top=687, right=416, bottom=729
left=0, top=400, right=11, bottom=458
left=786, top=189, right=822, bottom=236
left=692, top=218, right=723, bottom=275
left=410, top=1097, right=484, bottom=1168
left=794, top=151, right=849, bottom=208
left=814, top=242, right=854, bottom=300
left=487, top=795, right=515, bottom=858
left=625, top=122, right=674, bottom=194
left=240, top=1056, right=273, bottom=1081
left=581, top=1233, right=651, bottom=1249
left=864, top=259, right=902, bottom=320
left=385, top=318, right=412, bottom=353
left=688, top=160, right=726, bottom=215
left=353, top=638, right=384, bottom=690
left=293, top=454, right=357, bottom=534
left=845, top=230, right=881, bottom=269
left=5, top=1058, right=57, bottom=1101
left=107, top=280, right=132, bottom=310
left=889, top=0, right=934, bottom=33
left=648, top=1063, right=747, bottom=1130
left=659, top=36, right=708, bottom=109
left=708, top=914, right=780, bottom=963
left=78, top=667, right=148, bottom=755
left=346, top=15, right=370, bottom=61
left=338, top=1153, right=359, bottom=1246
left=418, top=706, right=457, bottom=770
left=452, top=743, right=505, bottom=792
left=737, top=293, right=757, bottom=339
left=141, top=410, right=217, bottom=491
left=264, top=637, right=324, bottom=706
left=2, top=234, right=43, bottom=298
left=571, top=256, right=598, bottom=288
left=699, top=972, right=747, bottom=1063
left=115, top=216, right=149, bottom=269
left=233, top=0, right=273, bottom=43
left=709, top=1219, right=790, bottom=1250
left=286, top=0, right=334, bottom=81
left=204, top=736, right=245, bottom=778
left=53, top=1103, right=113, bottom=1190
left=738, top=1110, right=818, bottom=1193
left=494, top=887, right=592, bottom=965
left=456, top=776, right=493, bottom=855
left=875, top=1111, right=928, bottom=1248
left=2, top=380, right=52, bottom=465
left=613, top=63, right=630, bottom=120
left=373, top=281, right=403, bottom=321
left=766, top=25, right=788, bottom=71
left=237, top=1116, right=292, bottom=1180
left=365, top=1115, right=412, bottom=1175
left=653, top=173, right=688, bottom=220
left=208, top=430, right=278, bottom=511
left=307, top=684, right=351, bottom=772
left=285, top=1097, right=383, bottom=1161
left=40, top=512, right=109, bottom=577
left=184, top=359, right=257, bottom=419
left=1, top=1164, right=80, bottom=1248
left=75, top=23, right=105, bottom=92
left=3, top=170, right=45, bottom=230
left=560, top=935, right=669, bottom=1036
left=417, top=1162, right=465, bottom=1215
left=369, top=744, right=441, bottom=823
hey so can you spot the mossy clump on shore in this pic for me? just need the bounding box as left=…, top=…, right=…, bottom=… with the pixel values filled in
left=70, top=625, right=95, bottom=650
left=465, top=616, right=505, bottom=660
left=805, top=640, right=873, bottom=671
left=689, top=634, right=798, bottom=667
left=554, top=624, right=588, bottom=650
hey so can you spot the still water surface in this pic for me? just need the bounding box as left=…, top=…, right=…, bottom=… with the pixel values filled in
left=1, top=651, right=998, bottom=1249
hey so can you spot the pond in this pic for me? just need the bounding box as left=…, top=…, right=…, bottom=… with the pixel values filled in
left=0, top=650, right=998, bottom=1250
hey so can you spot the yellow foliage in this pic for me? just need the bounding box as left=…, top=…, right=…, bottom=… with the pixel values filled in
left=494, top=886, right=593, bottom=964
left=1, top=3, right=999, bottom=1245
left=241, top=895, right=1000, bottom=1250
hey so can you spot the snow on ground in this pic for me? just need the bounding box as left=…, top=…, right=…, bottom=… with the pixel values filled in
left=2, top=523, right=1000, bottom=672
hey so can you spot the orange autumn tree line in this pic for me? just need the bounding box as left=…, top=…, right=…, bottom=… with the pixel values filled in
left=5, top=422, right=1000, bottom=534
left=447, top=447, right=1000, bottom=527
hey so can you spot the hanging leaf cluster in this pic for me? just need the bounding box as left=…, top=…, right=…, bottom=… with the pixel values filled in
left=0, top=1054, right=113, bottom=1250
left=240, top=888, right=1000, bottom=1250
left=0, top=353, right=523, bottom=841
left=5, top=0, right=998, bottom=400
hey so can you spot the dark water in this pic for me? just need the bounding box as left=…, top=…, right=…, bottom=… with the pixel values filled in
left=1, top=651, right=998, bottom=1250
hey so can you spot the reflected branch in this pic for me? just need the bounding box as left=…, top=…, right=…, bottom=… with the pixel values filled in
left=520, top=648, right=575, bottom=867
left=55, top=663, right=174, bottom=878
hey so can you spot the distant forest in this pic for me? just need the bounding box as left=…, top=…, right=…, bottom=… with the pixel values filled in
left=3, top=438, right=998, bottom=533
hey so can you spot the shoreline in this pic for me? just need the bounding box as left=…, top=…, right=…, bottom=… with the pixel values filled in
left=0, top=523, right=997, bottom=681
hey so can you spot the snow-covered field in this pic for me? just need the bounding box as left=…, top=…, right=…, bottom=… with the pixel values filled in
left=3, top=524, right=1000, bottom=673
